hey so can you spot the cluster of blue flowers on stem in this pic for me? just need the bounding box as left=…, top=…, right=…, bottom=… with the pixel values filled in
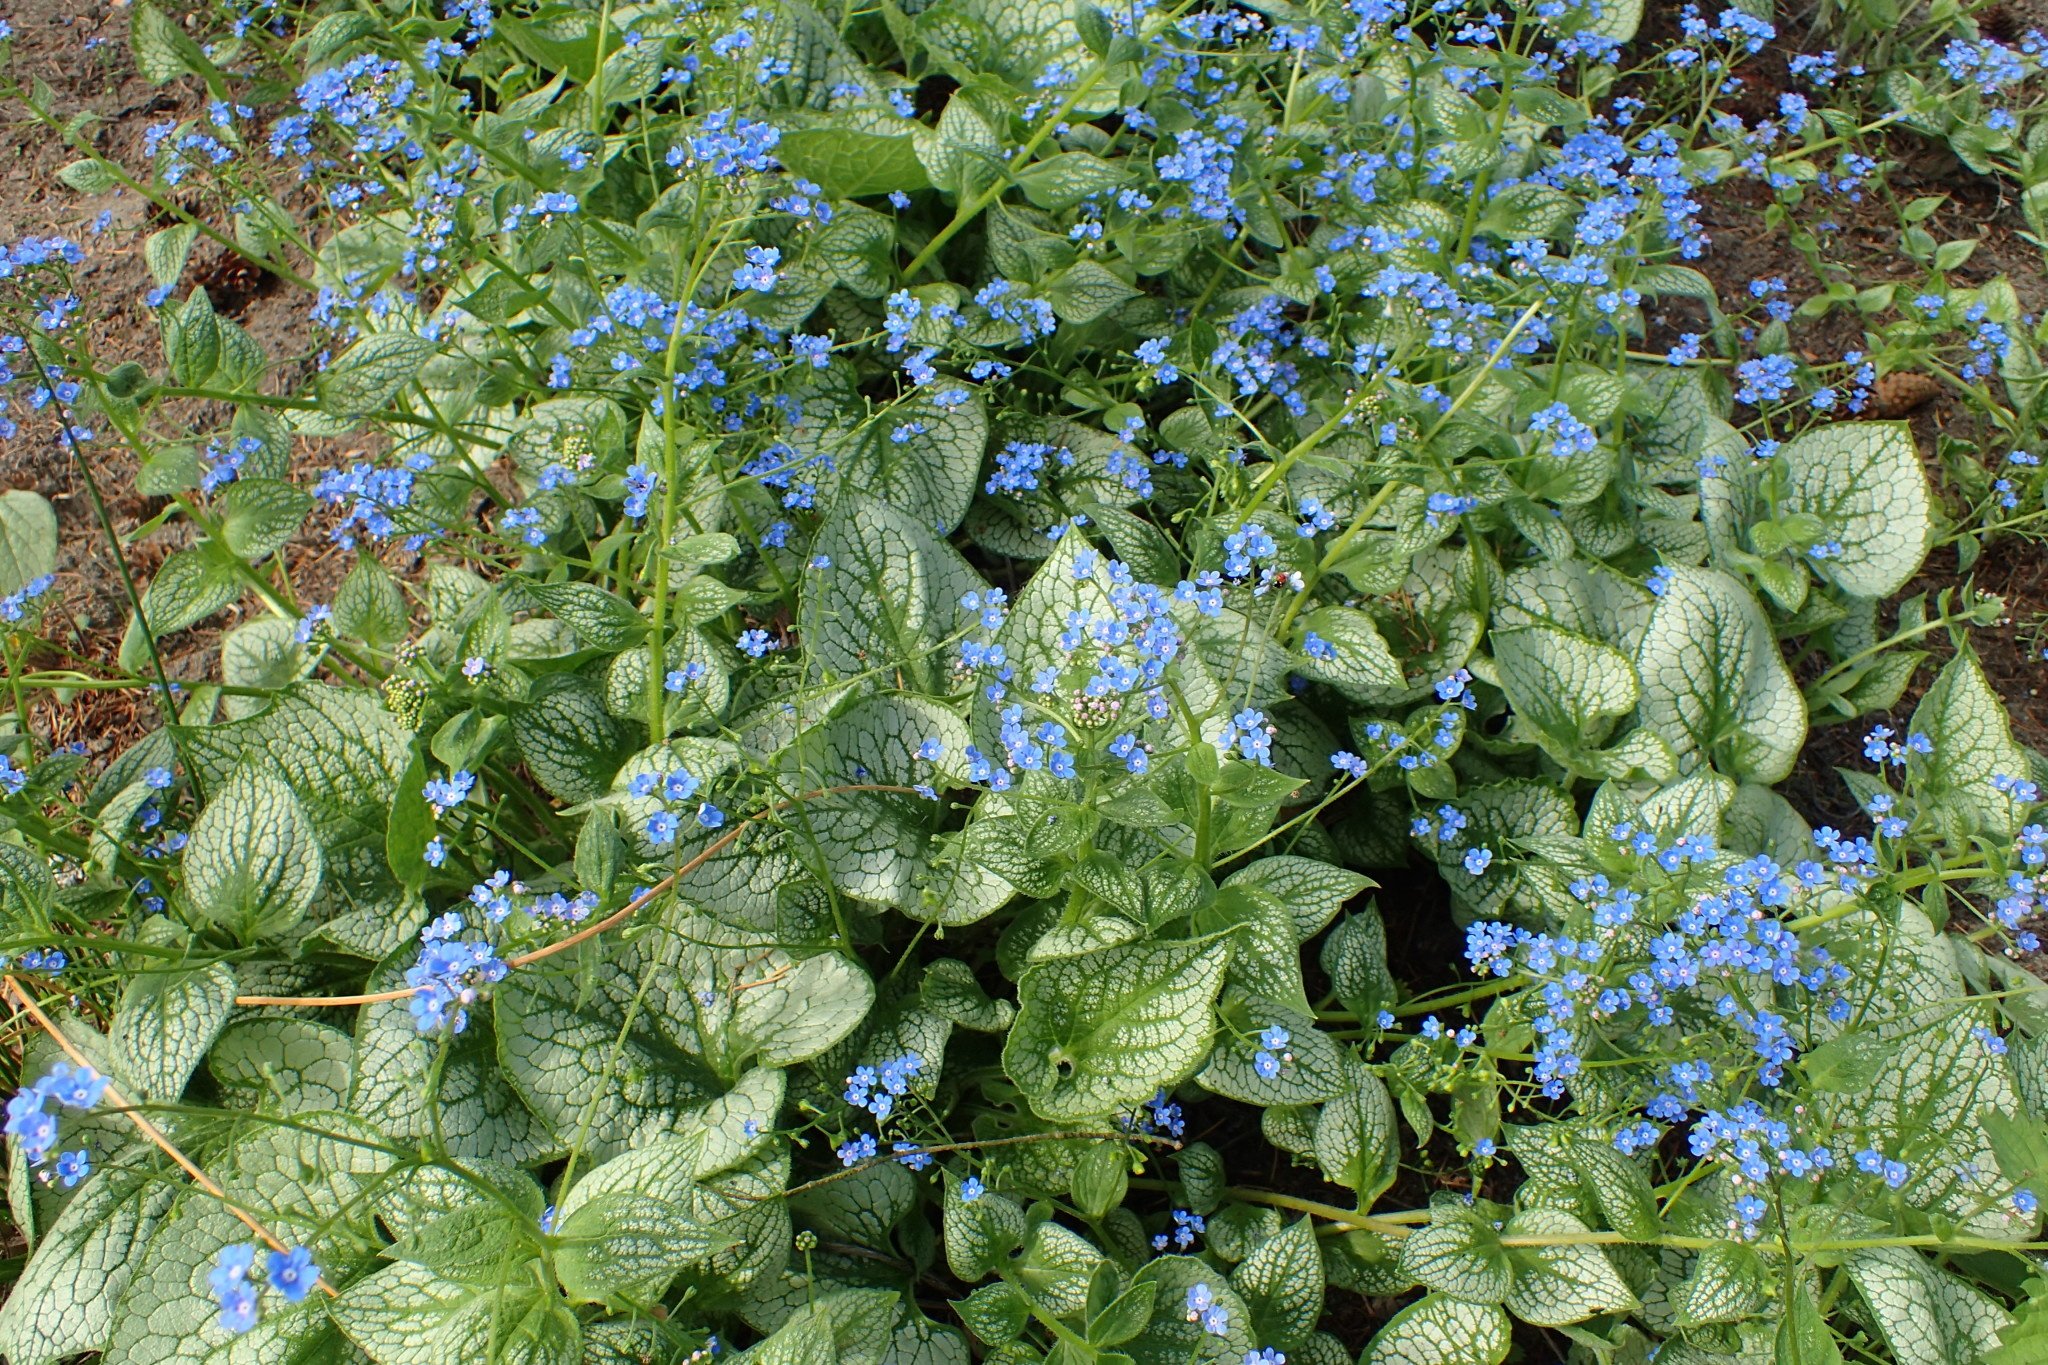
left=836, top=1052, right=932, bottom=1171
left=405, top=911, right=508, bottom=1034
left=3, top=1062, right=105, bottom=1183
left=628, top=765, right=726, bottom=843
left=210, top=1243, right=320, bottom=1334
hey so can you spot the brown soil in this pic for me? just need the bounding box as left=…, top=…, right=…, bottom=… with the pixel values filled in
left=0, top=0, right=352, bottom=764
left=1661, top=13, right=2048, bottom=801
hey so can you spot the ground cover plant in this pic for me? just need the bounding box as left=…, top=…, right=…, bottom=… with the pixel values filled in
left=1, top=0, right=2047, bottom=1360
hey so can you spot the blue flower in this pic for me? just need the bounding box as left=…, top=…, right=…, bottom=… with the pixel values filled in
left=404, top=932, right=508, bottom=1035
left=622, top=464, right=658, bottom=519
left=1153, top=1208, right=1206, bottom=1252
left=959, top=1175, right=984, bottom=1202
left=1134, top=336, right=1178, bottom=383
left=1528, top=402, right=1597, bottom=459
left=1218, top=708, right=1274, bottom=766
left=293, top=605, right=331, bottom=644
left=267, top=1246, right=320, bottom=1303
left=985, top=440, right=1074, bottom=496
left=51, top=1147, right=89, bottom=1187
left=732, top=244, right=781, bottom=293
left=1183, top=1283, right=1229, bottom=1336
left=1734, top=354, right=1798, bottom=405
left=422, top=770, right=476, bottom=816
left=209, top=1244, right=260, bottom=1334
left=5, top=1063, right=108, bottom=1168
left=1424, top=492, right=1477, bottom=527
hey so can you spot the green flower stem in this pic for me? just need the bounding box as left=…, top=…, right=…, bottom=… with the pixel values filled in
left=2, top=635, right=29, bottom=752
left=52, top=416, right=197, bottom=796
left=646, top=213, right=750, bottom=737
left=1423, top=295, right=1552, bottom=443
left=5, top=977, right=329, bottom=1284
left=4, top=672, right=278, bottom=700
left=1315, top=974, right=1524, bottom=1025
left=1801, top=607, right=1973, bottom=695
left=232, top=783, right=922, bottom=1008
left=1131, top=1178, right=2048, bottom=1256
left=1237, top=387, right=1377, bottom=520
left=900, top=59, right=1114, bottom=282
left=998, top=1269, right=1096, bottom=1354
left=1271, top=476, right=1405, bottom=642
left=776, top=1130, right=1181, bottom=1202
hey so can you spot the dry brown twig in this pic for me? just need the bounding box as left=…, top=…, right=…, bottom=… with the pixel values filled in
left=2, top=974, right=338, bottom=1297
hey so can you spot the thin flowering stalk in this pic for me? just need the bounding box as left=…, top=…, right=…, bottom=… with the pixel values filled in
left=642, top=206, right=765, bottom=736
left=156, top=381, right=508, bottom=453
left=11, top=98, right=316, bottom=289
left=1421, top=296, right=1554, bottom=444
left=1803, top=601, right=1991, bottom=694
left=233, top=783, right=921, bottom=1008
left=2, top=976, right=337, bottom=1297
left=999, top=1266, right=1097, bottom=1353
left=49, top=412, right=201, bottom=801
left=899, top=67, right=1112, bottom=281
left=1236, top=385, right=1379, bottom=518
left=770, top=1129, right=1183, bottom=1202
left=1270, top=476, right=1407, bottom=642
left=1125, top=1177, right=2048, bottom=1256
left=80, top=384, right=388, bottom=689
left=898, top=0, right=1206, bottom=280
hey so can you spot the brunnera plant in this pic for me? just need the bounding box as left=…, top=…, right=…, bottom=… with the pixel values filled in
left=0, top=1, right=2043, bottom=1363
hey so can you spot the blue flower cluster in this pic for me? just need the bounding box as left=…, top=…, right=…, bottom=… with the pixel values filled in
left=1467, top=826, right=1867, bottom=1125
left=210, top=1243, right=320, bottom=1335
left=405, top=913, right=508, bottom=1034
left=3, top=1062, right=106, bottom=1175
left=984, top=440, right=1074, bottom=497
left=844, top=1052, right=923, bottom=1122
left=629, top=765, right=726, bottom=845
left=312, top=456, right=433, bottom=551
left=1252, top=1025, right=1292, bottom=1079
left=1121, top=1088, right=1186, bottom=1140
left=422, top=768, right=475, bottom=817
left=1183, top=1284, right=1230, bottom=1336
left=0, top=572, right=53, bottom=624
left=1152, top=1207, right=1205, bottom=1252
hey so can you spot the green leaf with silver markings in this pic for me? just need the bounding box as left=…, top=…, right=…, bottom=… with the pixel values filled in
left=1004, top=936, right=1231, bottom=1121
left=1361, top=1294, right=1510, bottom=1365
left=181, top=767, right=323, bottom=940
left=1634, top=567, right=1805, bottom=783
left=1230, top=1217, right=1322, bottom=1350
